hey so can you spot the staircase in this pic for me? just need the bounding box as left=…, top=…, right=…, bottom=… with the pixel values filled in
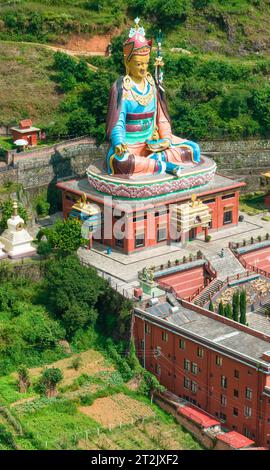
left=209, top=248, right=245, bottom=281
left=193, top=279, right=224, bottom=306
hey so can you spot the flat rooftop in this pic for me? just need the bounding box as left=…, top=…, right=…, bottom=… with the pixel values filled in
left=57, top=173, right=245, bottom=208
left=135, top=297, right=270, bottom=370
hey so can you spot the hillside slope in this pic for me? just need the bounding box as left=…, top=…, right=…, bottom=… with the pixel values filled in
left=0, top=42, right=61, bottom=127
left=0, top=0, right=270, bottom=55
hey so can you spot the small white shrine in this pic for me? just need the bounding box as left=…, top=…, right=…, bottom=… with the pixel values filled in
left=0, top=201, right=36, bottom=259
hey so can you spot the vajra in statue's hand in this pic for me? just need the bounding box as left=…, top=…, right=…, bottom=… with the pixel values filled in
left=115, top=144, right=128, bottom=156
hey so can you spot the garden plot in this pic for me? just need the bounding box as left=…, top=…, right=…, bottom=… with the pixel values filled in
left=79, top=393, right=155, bottom=428
left=27, top=350, right=114, bottom=387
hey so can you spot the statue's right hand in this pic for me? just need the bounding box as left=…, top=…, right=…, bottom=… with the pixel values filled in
left=115, top=144, right=128, bottom=156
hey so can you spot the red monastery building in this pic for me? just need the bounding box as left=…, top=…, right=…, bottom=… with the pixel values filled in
left=57, top=173, right=244, bottom=254
left=133, top=296, right=270, bottom=448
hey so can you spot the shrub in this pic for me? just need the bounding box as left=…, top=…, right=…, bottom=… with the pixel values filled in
left=71, top=356, right=82, bottom=371
left=36, top=367, right=63, bottom=397
left=0, top=424, right=16, bottom=449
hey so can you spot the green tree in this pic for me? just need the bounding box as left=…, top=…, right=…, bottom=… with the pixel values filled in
left=224, top=303, right=232, bottom=319
left=209, top=299, right=214, bottom=312
left=218, top=301, right=224, bottom=316
left=37, top=367, right=63, bottom=397
left=37, top=240, right=52, bottom=258
left=45, top=255, right=105, bottom=336
left=127, top=338, right=141, bottom=372
left=17, top=364, right=30, bottom=393
left=0, top=424, right=16, bottom=449
left=145, top=0, right=189, bottom=26
left=232, top=291, right=240, bottom=322
left=39, top=218, right=87, bottom=256
left=240, top=289, right=247, bottom=325
left=66, top=109, right=96, bottom=137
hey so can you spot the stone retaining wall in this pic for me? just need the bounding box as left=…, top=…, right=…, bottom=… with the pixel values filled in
left=0, top=138, right=269, bottom=194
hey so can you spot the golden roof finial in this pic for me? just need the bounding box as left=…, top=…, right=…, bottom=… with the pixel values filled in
left=13, top=200, right=18, bottom=217
left=191, top=194, right=197, bottom=207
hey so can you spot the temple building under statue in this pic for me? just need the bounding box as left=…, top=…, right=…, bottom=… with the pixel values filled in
left=57, top=18, right=245, bottom=253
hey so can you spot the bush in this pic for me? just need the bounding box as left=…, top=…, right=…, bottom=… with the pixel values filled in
left=71, top=356, right=82, bottom=371
left=0, top=424, right=16, bottom=449
left=36, top=367, right=63, bottom=397
left=36, top=195, right=50, bottom=218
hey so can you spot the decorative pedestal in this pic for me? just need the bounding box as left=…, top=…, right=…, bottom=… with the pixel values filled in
left=0, top=202, right=36, bottom=259
left=86, top=156, right=216, bottom=199
left=140, top=280, right=157, bottom=296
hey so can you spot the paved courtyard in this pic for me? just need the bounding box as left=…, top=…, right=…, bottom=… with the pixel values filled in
left=78, top=210, right=270, bottom=299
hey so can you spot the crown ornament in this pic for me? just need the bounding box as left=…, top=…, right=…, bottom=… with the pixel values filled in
left=123, top=18, right=152, bottom=62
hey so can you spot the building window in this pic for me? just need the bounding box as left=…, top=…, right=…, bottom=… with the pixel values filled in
left=140, top=340, right=144, bottom=350
left=244, top=406, right=252, bottom=417
left=135, top=232, right=145, bottom=248
left=162, top=331, right=168, bottom=342
left=244, top=427, right=252, bottom=439
left=157, top=226, right=167, bottom=242
left=234, top=369, right=239, bottom=379
left=245, top=387, right=252, bottom=400
left=203, top=198, right=215, bottom=204
left=184, top=377, right=191, bottom=389
left=223, top=210, right=232, bottom=225
left=155, top=364, right=161, bottom=376
left=221, top=394, right=227, bottom=407
left=222, top=193, right=235, bottom=200
left=221, top=376, right=227, bottom=389
left=184, top=359, right=190, bottom=372
left=145, top=323, right=151, bottom=334
left=220, top=413, right=227, bottom=422
left=191, top=363, right=198, bottom=375
left=155, top=207, right=169, bottom=217
left=197, top=347, right=204, bottom=358
left=233, top=407, right=238, bottom=417
left=191, top=382, right=198, bottom=394
left=179, top=339, right=186, bottom=350
left=133, top=212, right=147, bottom=222
left=115, top=237, right=124, bottom=248
left=234, top=389, right=239, bottom=398
left=216, top=355, right=223, bottom=366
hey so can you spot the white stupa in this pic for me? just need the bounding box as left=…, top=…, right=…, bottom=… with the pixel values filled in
left=0, top=201, right=36, bottom=259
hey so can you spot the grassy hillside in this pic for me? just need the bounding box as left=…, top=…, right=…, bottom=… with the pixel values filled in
left=0, top=350, right=202, bottom=450
left=0, top=0, right=270, bottom=55
left=1, top=1, right=270, bottom=141
left=0, top=42, right=62, bottom=128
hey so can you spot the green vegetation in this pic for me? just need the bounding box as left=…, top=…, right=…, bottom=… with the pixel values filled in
left=37, top=218, right=87, bottom=257
left=36, top=367, right=63, bottom=397
left=239, top=192, right=267, bottom=215
left=0, top=256, right=202, bottom=450
left=48, top=44, right=270, bottom=143
left=232, top=291, right=240, bottom=322
left=1, top=2, right=270, bottom=142
left=0, top=42, right=61, bottom=129
left=240, top=289, right=247, bottom=325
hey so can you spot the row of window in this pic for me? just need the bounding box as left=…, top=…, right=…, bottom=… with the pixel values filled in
left=184, top=359, right=199, bottom=375
left=184, top=377, right=198, bottom=393
left=115, top=209, right=233, bottom=248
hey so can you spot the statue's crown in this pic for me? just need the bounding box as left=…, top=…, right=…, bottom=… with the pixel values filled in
left=123, top=18, right=152, bottom=61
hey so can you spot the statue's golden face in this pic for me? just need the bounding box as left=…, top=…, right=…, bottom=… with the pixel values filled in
left=127, top=54, right=150, bottom=80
